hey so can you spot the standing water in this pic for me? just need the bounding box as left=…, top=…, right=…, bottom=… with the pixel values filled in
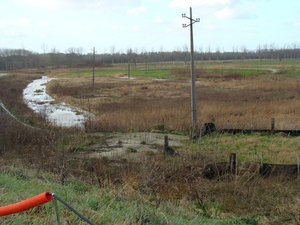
left=23, top=76, right=94, bottom=128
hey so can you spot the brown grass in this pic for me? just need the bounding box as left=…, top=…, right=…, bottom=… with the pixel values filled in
left=2, top=65, right=300, bottom=224
left=46, top=67, right=300, bottom=132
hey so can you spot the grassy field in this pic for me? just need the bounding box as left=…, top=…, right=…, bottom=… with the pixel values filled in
left=48, top=59, right=300, bottom=132
left=1, top=59, right=300, bottom=224
left=1, top=167, right=265, bottom=225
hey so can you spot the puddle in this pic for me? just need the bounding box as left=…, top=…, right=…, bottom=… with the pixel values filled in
left=23, top=76, right=95, bottom=128
left=120, top=76, right=135, bottom=79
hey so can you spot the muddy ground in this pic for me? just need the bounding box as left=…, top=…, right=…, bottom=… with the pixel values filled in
left=78, top=132, right=189, bottom=160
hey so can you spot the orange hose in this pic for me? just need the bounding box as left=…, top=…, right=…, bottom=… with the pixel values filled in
left=0, top=191, right=53, bottom=216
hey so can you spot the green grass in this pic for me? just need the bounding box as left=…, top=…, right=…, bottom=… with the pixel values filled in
left=199, top=68, right=269, bottom=77
left=185, top=133, right=300, bottom=164
left=69, top=69, right=124, bottom=77
left=130, top=68, right=171, bottom=79
left=194, top=59, right=300, bottom=70
left=69, top=68, right=173, bottom=79
left=67, top=59, right=300, bottom=80
left=0, top=168, right=259, bottom=224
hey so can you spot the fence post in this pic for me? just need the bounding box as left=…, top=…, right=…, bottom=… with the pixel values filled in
left=297, top=155, right=300, bottom=177
left=271, top=118, right=275, bottom=133
left=229, top=153, right=237, bottom=175
left=211, top=118, right=217, bottom=134
left=164, top=135, right=168, bottom=150
left=260, top=154, right=264, bottom=175
left=189, top=125, right=199, bottom=139
left=189, top=126, right=193, bottom=139
left=128, top=63, right=130, bottom=79
left=211, top=118, right=216, bottom=130
left=227, top=120, right=230, bottom=130
left=164, top=135, right=169, bottom=155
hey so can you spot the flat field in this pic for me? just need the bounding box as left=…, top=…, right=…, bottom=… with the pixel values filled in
left=48, top=59, right=300, bottom=132
left=45, top=59, right=300, bottom=164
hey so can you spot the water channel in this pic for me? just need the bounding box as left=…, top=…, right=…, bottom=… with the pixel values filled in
left=23, top=76, right=94, bottom=128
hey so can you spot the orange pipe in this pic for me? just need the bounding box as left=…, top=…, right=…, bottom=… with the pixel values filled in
left=0, top=191, right=53, bottom=216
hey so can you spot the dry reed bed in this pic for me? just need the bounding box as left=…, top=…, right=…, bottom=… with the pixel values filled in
left=47, top=70, right=300, bottom=132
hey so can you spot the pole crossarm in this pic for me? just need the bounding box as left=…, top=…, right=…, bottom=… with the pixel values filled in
left=182, top=13, right=200, bottom=28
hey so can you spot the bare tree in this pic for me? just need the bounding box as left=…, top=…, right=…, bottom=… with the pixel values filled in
left=240, top=45, right=247, bottom=60
left=41, top=43, right=48, bottom=54
left=198, top=46, right=203, bottom=61
left=256, top=45, right=262, bottom=60
left=41, top=43, right=48, bottom=66
left=159, top=45, right=164, bottom=68
left=76, top=47, right=84, bottom=65
left=215, top=46, right=221, bottom=61
left=50, top=47, right=60, bottom=68
left=292, top=43, right=299, bottom=59
left=269, top=43, right=277, bottom=59
left=0, top=49, right=8, bottom=70
left=232, top=46, right=238, bottom=60
left=141, top=47, right=148, bottom=74
left=182, top=44, right=189, bottom=66
left=65, top=47, right=78, bottom=67
left=127, top=48, right=133, bottom=78
left=110, top=45, right=115, bottom=64
left=206, top=45, right=211, bottom=61
left=134, top=48, right=138, bottom=66
left=263, top=43, right=268, bottom=59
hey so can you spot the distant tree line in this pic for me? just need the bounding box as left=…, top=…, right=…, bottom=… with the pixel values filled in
left=1, top=43, right=300, bottom=70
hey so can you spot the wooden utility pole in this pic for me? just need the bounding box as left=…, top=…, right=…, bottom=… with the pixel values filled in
left=182, top=7, right=200, bottom=128
left=127, top=48, right=132, bottom=79
left=92, top=47, right=95, bottom=92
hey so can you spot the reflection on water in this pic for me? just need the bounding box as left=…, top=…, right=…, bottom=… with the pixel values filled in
left=23, top=76, right=94, bottom=128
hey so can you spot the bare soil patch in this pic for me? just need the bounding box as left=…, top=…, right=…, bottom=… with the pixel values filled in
left=77, top=132, right=189, bottom=160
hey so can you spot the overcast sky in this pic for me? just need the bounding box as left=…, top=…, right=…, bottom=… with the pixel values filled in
left=1, top=0, right=300, bottom=54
